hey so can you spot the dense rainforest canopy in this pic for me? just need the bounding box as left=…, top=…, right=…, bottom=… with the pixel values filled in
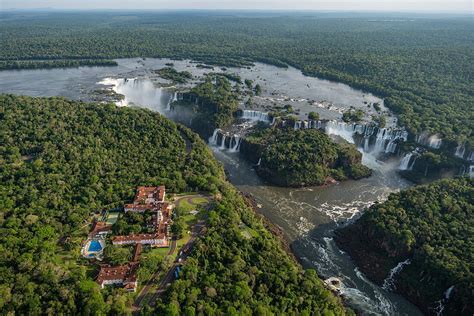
left=335, top=177, right=474, bottom=315
left=247, top=127, right=371, bottom=187
left=0, top=95, right=348, bottom=314
left=0, top=11, right=472, bottom=147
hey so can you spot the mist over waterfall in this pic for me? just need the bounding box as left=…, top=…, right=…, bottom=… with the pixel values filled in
left=99, top=77, right=172, bottom=113
left=382, top=259, right=411, bottom=291
left=323, top=120, right=408, bottom=158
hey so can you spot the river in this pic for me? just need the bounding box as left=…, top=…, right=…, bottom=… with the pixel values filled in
left=0, top=58, right=421, bottom=315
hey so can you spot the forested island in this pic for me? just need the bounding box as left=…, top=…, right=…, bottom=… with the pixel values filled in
left=0, top=95, right=350, bottom=314
left=242, top=126, right=371, bottom=187
left=178, top=75, right=240, bottom=136
left=335, top=177, right=473, bottom=315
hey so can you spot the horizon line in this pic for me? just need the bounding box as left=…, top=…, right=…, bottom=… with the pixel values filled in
left=1, top=8, right=473, bottom=15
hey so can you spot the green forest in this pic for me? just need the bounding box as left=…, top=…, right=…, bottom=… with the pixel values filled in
left=185, top=75, right=239, bottom=135
left=335, top=177, right=473, bottom=315
left=0, top=95, right=348, bottom=314
left=1, top=12, right=472, bottom=147
left=245, top=127, right=371, bottom=187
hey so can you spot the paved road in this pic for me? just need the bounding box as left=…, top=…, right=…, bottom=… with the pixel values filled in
left=133, top=195, right=210, bottom=310
left=146, top=220, right=206, bottom=306
left=133, top=239, right=176, bottom=308
left=134, top=221, right=206, bottom=308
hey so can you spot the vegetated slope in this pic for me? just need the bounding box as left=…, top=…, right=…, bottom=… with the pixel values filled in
left=335, top=177, right=473, bottom=315
left=154, top=184, right=350, bottom=315
left=253, top=128, right=371, bottom=187
left=1, top=12, right=473, bottom=147
left=0, top=95, right=349, bottom=315
left=187, top=75, right=239, bottom=135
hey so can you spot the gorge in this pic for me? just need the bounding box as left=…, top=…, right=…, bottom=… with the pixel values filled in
left=0, top=57, right=424, bottom=315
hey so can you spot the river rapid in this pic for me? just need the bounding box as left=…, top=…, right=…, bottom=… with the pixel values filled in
left=0, top=58, right=422, bottom=315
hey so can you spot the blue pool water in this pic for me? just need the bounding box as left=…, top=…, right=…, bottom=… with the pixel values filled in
left=88, top=240, right=102, bottom=252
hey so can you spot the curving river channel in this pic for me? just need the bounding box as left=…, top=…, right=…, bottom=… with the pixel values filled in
left=0, top=58, right=422, bottom=315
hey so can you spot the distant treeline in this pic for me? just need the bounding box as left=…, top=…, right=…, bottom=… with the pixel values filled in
left=0, top=59, right=118, bottom=70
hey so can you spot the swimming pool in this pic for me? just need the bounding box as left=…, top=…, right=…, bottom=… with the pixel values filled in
left=88, top=240, right=103, bottom=252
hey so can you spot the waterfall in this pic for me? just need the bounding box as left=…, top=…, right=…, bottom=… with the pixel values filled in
left=433, top=285, right=455, bottom=316
left=444, top=285, right=454, bottom=300
left=433, top=300, right=445, bottom=316
left=325, top=121, right=356, bottom=144
left=382, top=259, right=411, bottom=291
left=229, top=135, right=242, bottom=152
left=220, top=135, right=227, bottom=150
left=385, top=140, right=397, bottom=153
left=208, top=129, right=219, bottom=146
left=399, top=153, right=413, bottom=170
left=256, top=158, right=262, bottom=166
left=417, top=133, right=442, bottom=149
left=469, top=165, right=474, bottom=179
left=364, top=137, right=370, bottom=152
left=241, top=110, right=271, bottom=123
left=467, top=152, right=474, bottom=162
left=455, top=144, right=465, bottom=159
left=373, top=129, right=386, bottom=153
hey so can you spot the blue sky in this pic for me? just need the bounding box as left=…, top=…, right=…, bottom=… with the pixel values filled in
left=2, top=0, right=472, bottom=13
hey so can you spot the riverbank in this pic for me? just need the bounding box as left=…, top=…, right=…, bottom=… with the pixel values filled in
left=334, top=177, right=474, bottom=315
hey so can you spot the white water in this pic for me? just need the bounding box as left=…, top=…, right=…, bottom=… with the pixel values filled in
left=208, top=129, right=220, bottom=146
left=240, top=110, right=271, bottom=123
left=416, top=133, right=442, bottom=149
left=399, top=153, right=414, bottom=170
left=229, top=135, right=242, bottom=152
left=382, top=259, right=411, bottom=291
left=455, top=144, right=465, bottom=159
left=323, top=120, right=407, bottom=156
left=220, top=135, right=227, bottom=150
left=99, top=77, right=170, bottom=112
left=325, top=121, right=356, bottom=144
left=444, top=285, right=454, bottom=300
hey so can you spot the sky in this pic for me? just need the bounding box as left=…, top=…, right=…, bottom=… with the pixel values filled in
left=1, top=0, right=472, bottom=13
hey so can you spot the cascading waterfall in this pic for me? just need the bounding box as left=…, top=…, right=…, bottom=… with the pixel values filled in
left=324, top=121, right=356, bottom=144
left=240, top=110, right=271, bottom=123
left=467, top=151, right=474, bottom=162
left=324, top=120, right=407, bottom=155
left=208, top=128, right=243, bottom=152
left=399, top=153, right=414, bottom=170
left=382, top=259, right=411, bottom=291
left=166, top=92, right=177, bottom=111
left=444, top=285, right=454, bottom=300
left=229, top=135, right=242, bottom=152
left=433, top=285, right=455, bottom=316
left=364, top=137, right=370, bottom=152
left=209, top=129, right=219, bottom=146
left=416, top=133, right=442, bottom=149
left=220, top=135, right=227, bottom=150
left=455, top=144, right=465, bottom=159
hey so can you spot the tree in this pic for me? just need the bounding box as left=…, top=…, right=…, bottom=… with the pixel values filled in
left=308, top=112, right=320, bottom=120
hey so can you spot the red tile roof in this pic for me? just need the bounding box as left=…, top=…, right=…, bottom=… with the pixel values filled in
left=89, top=221, right=112, bottom=237
left=96, top=262, right=138, bottom=285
